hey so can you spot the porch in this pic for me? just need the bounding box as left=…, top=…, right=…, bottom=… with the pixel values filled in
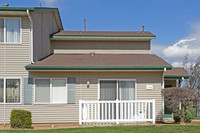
left=79, top=99, right=155, bottom=125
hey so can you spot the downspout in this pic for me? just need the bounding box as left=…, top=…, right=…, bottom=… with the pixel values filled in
left=162, top=68, right=166, bottom=121
left=27, top=10, right=34, bottom=63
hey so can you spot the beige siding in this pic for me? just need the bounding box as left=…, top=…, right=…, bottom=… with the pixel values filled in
left=31, top=12, right=58, bottom=61
left=0, top=17, right=30, bottom=77
left=0, top=71, right=163, bottom=124
left=51, top=41, right=151, bottom=54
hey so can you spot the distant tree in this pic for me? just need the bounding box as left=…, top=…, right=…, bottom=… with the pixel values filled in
left=162, top=87, right=195, bottom=123
left=182, top=55, right=200, bottom=106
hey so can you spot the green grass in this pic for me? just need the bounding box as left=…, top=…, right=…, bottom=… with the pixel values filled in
left=193, top=117, right=200, bottom=120
left=1, top=125, right=200, bottom=133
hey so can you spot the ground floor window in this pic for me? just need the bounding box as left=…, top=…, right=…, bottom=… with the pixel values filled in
left=35, top=77, right=76, bottom=104
left=0, top=78, right=21, bottom=103
left=99, top=79, right=136, bottom=101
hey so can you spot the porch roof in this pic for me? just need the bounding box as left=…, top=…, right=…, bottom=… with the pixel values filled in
left=26, top=54, right=172, bottom=71
left=165, top=67, right=189, bottom=79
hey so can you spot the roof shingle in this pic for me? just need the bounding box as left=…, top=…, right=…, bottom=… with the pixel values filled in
left=53, top=31, right=156, bottom=37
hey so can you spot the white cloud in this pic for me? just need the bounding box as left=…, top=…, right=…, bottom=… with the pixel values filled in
left=162, top=21, right=200, bottom=65
left=172, top=61, right=183, bottom=67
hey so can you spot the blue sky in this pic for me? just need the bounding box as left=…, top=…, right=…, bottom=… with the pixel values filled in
left=2, top=0, right=200, bottom=65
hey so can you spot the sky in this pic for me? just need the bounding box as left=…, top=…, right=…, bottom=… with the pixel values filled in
left=1, top=0, right=200, bottom=66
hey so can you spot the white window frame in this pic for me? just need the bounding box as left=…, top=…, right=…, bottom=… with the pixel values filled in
left=0, top=17, right=22, bottom=44
left=34, top=78, right=68, bottom=104
left=0, top=77, right=22, bottom=104
left=98, top=78, right=137, bottom=101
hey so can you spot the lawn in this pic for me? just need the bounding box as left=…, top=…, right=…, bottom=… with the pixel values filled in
left=1, top=125, right=200, bottom=133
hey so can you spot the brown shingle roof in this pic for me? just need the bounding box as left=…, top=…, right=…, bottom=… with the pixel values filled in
left=165, top=67, right=189, bottom=76
left=27, top=54, right=170, bottom=67
left=53, top=31, right=156, bottom=37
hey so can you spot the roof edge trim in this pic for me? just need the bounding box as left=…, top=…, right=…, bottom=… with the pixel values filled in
left=164, top=75, right=190, bottom=79
left=50, top=35, right=156, bottom=40
left=25, top=66, right=172, bottom=70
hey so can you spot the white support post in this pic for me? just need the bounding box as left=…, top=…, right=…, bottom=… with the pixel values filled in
left=152, top=99, right=156, bottom=124
left=79, top=100, right=82, bottom=125
left=116, top=99, right=119, bottom=124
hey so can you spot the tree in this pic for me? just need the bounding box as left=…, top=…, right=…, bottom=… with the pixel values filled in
left=162, top=87, right=195, bottom=123
left=182, top=55, right=200, bottom=107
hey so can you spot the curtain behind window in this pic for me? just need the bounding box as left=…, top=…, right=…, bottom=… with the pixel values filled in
left=0, top=79, right=4, bottom=103
left=6, top=79, right=20, bottom=103
left=0, top=19, right=4, bottom=42
left=119, top=81, right=135, bottom=100
left=35, top=79, right=50, bottom=103
left=100, top=81, right=117, bottom=101
left=6, top=18, right=20, bottom=43
left=52, top=79, right=66, bottom=103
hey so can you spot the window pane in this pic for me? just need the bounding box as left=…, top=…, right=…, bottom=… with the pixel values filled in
left=67, top=77, right=76, bottom=104
left=119, top=81, right=135, bottom=100
left=0, top=19, right=4, bottom=42
left=6, top=18, right=20, bottom=43
left=35, top=79, right=50, bottom=103
left=0, top=79, right=4, bottom=103
left=100, top=81, right=117, bottom=101
left=52, top=79, right=66, bottom=103
left=6, top=79, right=20, bottom=103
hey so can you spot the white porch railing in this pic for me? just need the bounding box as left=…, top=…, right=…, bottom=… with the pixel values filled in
left=79, top=99, right=155, bottom=125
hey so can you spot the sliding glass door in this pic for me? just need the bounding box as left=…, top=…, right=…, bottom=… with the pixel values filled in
left=99, top=79, right=136, bottom=101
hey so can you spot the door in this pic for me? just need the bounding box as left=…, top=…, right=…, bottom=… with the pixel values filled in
left=99, top=80, right=136, bottom=120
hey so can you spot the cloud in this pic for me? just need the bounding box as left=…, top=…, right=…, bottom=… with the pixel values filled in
left=172, top=61, right=183, bottom=67
left=161, top=21, right=200, bottom=66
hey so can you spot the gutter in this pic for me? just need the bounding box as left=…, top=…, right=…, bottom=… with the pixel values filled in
left=162, top=68, right=166, bottom=121
left=27, top=10, right=34, bottom=63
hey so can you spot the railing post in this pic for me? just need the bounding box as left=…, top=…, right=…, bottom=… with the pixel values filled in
left=79, top=100, right=82, bottom=125
left=152, top=99, right=155, bottom=124
left=116, top=99, right=119, bottom=124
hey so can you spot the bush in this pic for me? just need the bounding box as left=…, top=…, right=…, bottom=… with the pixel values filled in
left=184, top=111, right=193, bottom=123
left=173, top=107, right=196, bottom=123
left=173, top=113, right=181, bottom=123
left=10, top=110, right=32, bottom=128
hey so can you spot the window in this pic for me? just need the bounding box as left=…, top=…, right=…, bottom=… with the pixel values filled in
left=35, top=78, right=76, bottom=104
left=99, top=79, right=136, bottom=101
left=0, top=18, right=21, bottom=43
left=0, top=78, right=21, bottom=104
left=35, top=79, right=50, bottom=103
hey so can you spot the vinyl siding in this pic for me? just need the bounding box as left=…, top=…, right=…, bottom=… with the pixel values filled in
left=0, top=71, right=163, bottom=124
left=0, top=16, right=30, bottom=77
left=31, top=12, right=58, bottom=62
left=51, top=41, right=151, bottom=54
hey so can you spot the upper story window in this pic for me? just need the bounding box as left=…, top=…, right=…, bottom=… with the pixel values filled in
left=0, top=18, right=21, bottom=43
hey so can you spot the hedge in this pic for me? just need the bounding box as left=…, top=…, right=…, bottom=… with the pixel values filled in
left=10, top=109, right=32, bottom=128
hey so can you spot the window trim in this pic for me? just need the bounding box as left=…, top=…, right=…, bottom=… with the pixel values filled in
left=0, top=17, right=22, bottom=44
left=34, top=78, right=69, bottom=104
left=98, top=78, right=137, bottom=101
left=0, top=77, right=22, bottom=104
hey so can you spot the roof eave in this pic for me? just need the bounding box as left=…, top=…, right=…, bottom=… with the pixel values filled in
left=25, top=66, right=172, bottom=71
left=50, top=35, right=156, bottom=40
left=164, top=75, right=190, bottom=79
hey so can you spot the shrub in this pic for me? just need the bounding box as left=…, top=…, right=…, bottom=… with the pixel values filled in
left=173, top=113, right=181, bottom=123
left=173, top=107, right=196, bottom=123
left=187, top=107, right=196, bottom=118
left=10, top=110, right=32, bottom=128
left=184, top=111, right=193, bottom=123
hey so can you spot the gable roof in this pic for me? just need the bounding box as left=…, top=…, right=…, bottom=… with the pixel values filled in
left=26, top=54, right=171, bottom=70
left=165, top=67, right=189, bottom=79
left=0, top=7, right=63, bottom=30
